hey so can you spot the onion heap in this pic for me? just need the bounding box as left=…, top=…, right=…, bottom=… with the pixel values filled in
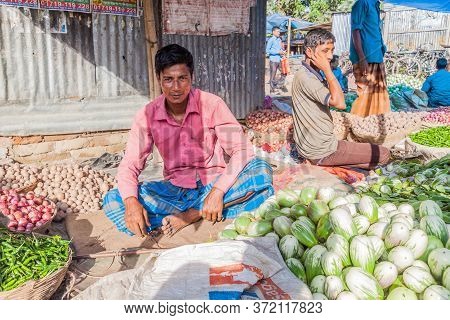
left=245, top=109, right=293, bottom=133
left=422, top=108, right=450, bottom=126
left=0, top=163, right=116, bottom=220
left=246, top=109, right=357, bottom=152
left=0, top=189, right=55, bottom=232
left=350, top=112, right=424, bottom=139
left=245, top=110, right=294, bottom=152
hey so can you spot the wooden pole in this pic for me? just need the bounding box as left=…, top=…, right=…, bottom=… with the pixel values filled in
left=287, top=18, right=292, bottom=58
left=143, top=0, right=160, bottom=99
left=382, top=11, right=390, bottom=49
left=445, top=16, right=450, bottom=49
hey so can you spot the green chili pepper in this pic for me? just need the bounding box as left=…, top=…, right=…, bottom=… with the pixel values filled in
left=0, top=228, right=70, bottom=292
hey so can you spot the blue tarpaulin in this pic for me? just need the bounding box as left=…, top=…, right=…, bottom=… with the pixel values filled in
left=266, top=14, right=313, bottom=34
left=385, top=1, right=450, bottom=13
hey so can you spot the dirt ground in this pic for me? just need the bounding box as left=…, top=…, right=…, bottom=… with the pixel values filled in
left=264, top=58, right=301, bottom=98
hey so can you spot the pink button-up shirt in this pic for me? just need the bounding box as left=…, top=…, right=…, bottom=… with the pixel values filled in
left=117, top=89, right=255, bottom=200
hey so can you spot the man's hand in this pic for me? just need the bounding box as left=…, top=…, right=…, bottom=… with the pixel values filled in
left=310, top=49, right=332, bottom=73
left=201, top=187, right=225, bottom=222
left=124, top=197, right=150, bottom=237
left=359, top=59, right=369, bottom=77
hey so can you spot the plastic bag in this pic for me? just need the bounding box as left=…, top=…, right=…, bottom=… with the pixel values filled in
left=75, top=238, right=312, bottom=300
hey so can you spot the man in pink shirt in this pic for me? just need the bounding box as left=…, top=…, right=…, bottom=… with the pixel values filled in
left=103, top=44, right=274, bottom=238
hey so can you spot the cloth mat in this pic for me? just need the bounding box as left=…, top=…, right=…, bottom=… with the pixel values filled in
left=66, top=212, right=232, bottom=257
left=273, top=163, right=353, bottom=193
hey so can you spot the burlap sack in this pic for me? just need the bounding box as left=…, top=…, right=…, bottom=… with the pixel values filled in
left=405, top=137, right=450, bottom=162
left=351, top=123, right=422, bottom=148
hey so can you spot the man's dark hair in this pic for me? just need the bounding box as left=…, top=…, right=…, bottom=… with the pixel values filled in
left=304, top=29, right=336, bottom=49
left=155, top=44, right=194, bottom=77
left=272, top=26, right=280, bottom=32
left=436, top=58, right=448, bottom=70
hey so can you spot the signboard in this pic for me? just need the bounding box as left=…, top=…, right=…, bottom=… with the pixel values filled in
left=39, top=0, right=90, bottom=12
left=92, top=0, right=138, bottom=16
left=163, top=0, right=254, bottom=36
left=0, top=0, right=140, bottom=16
left=0, top=0, right=38, bottom=8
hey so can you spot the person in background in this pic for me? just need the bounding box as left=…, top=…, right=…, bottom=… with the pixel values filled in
left=266, top=26, right=288, bottom=93
left=350, top=0, right=390, bottom=117
left=103, top=44, right=274, bottom=238
left=331, top=55, right=348, bottom=93
left=421, top=58, right=450, bottom=108
left=291, top=29, right=390, bottom=169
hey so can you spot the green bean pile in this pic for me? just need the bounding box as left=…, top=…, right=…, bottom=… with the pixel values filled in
left=0, top=228, right=70, bottom=292
left=409, top=126, right=450, bottom=148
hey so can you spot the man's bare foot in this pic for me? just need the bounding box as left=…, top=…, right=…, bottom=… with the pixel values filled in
left=161, top=209, right=202, bottom=236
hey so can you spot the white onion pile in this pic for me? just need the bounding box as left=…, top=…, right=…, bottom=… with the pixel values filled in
left=0, top=189, right=55, bottom=232
left=0, top=163, right=116, bottom=220
left=246, top=109, right=293, bottom=133
left=350, top=112, right=425, bottom=138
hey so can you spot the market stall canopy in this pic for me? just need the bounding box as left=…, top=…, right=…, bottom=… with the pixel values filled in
left=384, top=0, right=450, bottom=13
left=266, top=13, right=313, bottom=34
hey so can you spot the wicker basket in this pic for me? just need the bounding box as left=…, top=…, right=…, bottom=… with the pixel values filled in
left=0, top=240, right=72, bottom=300
left=16, top=181, right=39, bottom=193
left=0, top=181, right=57, bottom=234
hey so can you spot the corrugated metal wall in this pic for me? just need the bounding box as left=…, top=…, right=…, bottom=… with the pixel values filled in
left=384, top=9, right=450, bottom=51
left=0, top=6, right=149, bottom=106
left=161, top=0, right=266, bottom=119
left=332, top=13, right=351, bottom=56
left=1, top=0, right=266, bottom=136
left=93, top=14, right=149, bottom=97
left=332, top=8, right=450, bottom=53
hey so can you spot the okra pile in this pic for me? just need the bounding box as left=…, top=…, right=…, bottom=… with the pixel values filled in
left=0, top=229, right=70, bottom=292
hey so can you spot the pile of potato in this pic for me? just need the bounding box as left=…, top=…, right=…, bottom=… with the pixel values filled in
left=350, top=112, right=424, bottom=139
left=0, top=163, right=116, bottom=221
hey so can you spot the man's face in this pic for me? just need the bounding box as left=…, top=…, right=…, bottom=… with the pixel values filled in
left=307, top=41, right=335, bottom=63
left=159, top=64, right=192, bottom=106
left=273, top=29, right=280, bottom=37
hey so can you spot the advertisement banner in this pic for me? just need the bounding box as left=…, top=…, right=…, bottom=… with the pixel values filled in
left=0, top=0, right=38, bottom=8
left=39, top=0, right=90, bottom=13
left=92, top=0, right=138, bottom=16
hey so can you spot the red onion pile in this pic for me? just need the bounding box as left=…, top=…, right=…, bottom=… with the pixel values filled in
left=422, top=108, right=450, bottom=125
left=0, top=189, right=55, bottom=232
left=246, top=109, right=293, bottom=133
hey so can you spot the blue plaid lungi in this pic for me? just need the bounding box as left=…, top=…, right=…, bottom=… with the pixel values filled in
left=103, top=158, right=274, bottom=236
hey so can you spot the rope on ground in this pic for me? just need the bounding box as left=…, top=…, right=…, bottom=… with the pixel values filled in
left=70, top=255, right=117, bottom=279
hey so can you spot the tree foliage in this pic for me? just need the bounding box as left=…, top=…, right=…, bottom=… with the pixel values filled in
left=268, top=0, right=354, bottom=23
